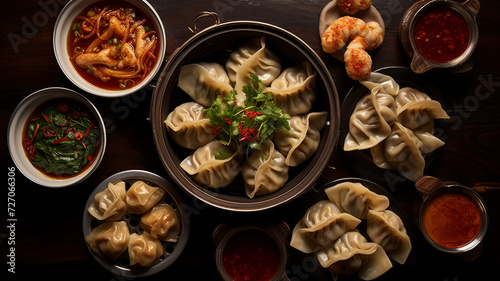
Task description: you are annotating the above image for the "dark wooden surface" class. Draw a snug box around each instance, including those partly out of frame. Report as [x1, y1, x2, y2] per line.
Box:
[1, 0, 499, 280]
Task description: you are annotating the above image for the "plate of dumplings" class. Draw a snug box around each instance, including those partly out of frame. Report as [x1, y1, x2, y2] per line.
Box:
[82, 170, 189, 277]
[340, 66, 450, 185]
[289, 177, 411, 281]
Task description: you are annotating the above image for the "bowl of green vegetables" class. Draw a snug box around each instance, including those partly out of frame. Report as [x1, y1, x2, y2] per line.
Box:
[8, 87, 106, 188]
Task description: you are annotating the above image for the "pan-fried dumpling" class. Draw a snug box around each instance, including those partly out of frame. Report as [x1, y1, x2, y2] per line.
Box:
[396, 100, 450, 130]
[86, 221, 130, 261]
[274, 112, 327, 166]
[88, 181, 127, 221]
[177, 62, 233, 107]
[367, 210, 412, 264]
[164, 102, 216, 149]
[128, 232, 163, 267]
[290, 200, 361, 254]
[370, 122, 425, 182]
[325, 181, 390, 219]
[344, 74, 398, 151]
[263, 62, 317, 115]
[126, 181, 166, 214]
[317, 231, 392, 281]
[141, 203, 180, 242]
[241, 140, 289, 199]
[180, 141, 241, 188]
[225, 37, 281, 104]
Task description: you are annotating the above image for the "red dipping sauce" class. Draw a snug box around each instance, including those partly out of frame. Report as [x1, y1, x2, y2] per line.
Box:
[423, 191, 482, 248]
[413, 8, 470, 63]
[222, 230, 281, 281]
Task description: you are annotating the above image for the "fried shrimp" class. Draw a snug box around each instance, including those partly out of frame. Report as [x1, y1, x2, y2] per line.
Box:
[344, 36, 372, 80]
[338, 0, 372, 15]
[321, 16, 383, 80]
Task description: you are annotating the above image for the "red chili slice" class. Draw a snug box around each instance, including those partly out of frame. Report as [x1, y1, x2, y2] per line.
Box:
[72, 110, 81, 119]
[85, 122, 95, 138]
[32, 123, 40, 140]
[41, 112, 52, 122]
[57, 102, 69, 112]
[29, 117, 41, 123]
[22, 138, 33, 148]
[75, 131, 84, 140]
[28, 145, 36, 159]
[42, 126, 57, 138]
[52, 137, 69, 145]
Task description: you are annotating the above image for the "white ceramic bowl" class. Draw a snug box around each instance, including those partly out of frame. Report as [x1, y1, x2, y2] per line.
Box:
[53, 0, 166, 97]
[7, 87, 107, 188]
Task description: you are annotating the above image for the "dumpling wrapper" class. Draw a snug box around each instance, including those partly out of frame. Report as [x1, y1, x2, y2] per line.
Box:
[141, 203, 180, 242]
[317, 231, 393, 281]
[86, 221, 130, 261]
[367, 209, 412, 264]
[290, 200, 361, 253]
[325, 181, 390, 219]
[128, 232, 163, 268]
[88, 181, 127, 221]
[126, 181, 166, 214]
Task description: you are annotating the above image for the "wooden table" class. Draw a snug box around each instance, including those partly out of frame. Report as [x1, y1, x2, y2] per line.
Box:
[1, 0, 499, 280]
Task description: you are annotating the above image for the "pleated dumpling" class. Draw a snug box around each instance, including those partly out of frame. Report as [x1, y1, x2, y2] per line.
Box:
[225, 37, 281, 104]
[126, 181, 166, 214]
[264, 62, 317, 115]
[395, 87, 431, 110]
[344, 74, 398, 151]
[370, 122, 425, 182]
[274, 112, 327, 166]
[141, 203, 180, 242]
[367, 210, 412, 264]
[396, 99, 450, 130]
[241, 140, 289, 199]
[86, 221, 130, 261]
[290, 200, 361, 254]
[128, 232, 163, 267]
[317, 231, 392, 281]
[88, 181, 127, 221]
[177, 62, 233, 107]
[325, 182, 390, 219]
[164, 102, 215, 149]
[180, 141, 241, 188]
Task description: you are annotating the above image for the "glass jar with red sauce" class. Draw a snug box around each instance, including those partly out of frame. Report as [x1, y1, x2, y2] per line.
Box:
[214, 222, 289, 281]
[416, 176, 488, 260]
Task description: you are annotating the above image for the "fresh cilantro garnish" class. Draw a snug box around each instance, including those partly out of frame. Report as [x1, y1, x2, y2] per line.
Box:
[204, 73, 290, 153]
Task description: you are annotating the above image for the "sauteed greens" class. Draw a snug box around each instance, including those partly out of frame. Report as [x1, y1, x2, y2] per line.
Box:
[23, 100, 100, 177]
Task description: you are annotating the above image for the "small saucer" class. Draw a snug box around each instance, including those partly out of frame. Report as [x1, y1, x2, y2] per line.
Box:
[319, 0, 385, 62]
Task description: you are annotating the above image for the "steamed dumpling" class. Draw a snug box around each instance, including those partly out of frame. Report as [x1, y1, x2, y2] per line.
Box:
[141, 203, 180, 242]
[264, 62, 317, 115]
[290, 200, 361, 254]
[370, 122, 425, 182]
[225, 37, 281, 104]
[164, 102, 216, 149]
[128, 232, 163, 267]
[86, 221, 130, 261]
[395, 87, 431, 110]
[325, 181, 390, 219]
[88, 181, 127, 221]
[317, 231, 392, 280]
[180, 141, 241, 188]
[274, 112, 327, 166]
[396, 99, 450, 130]
[126, 181, 166, 214]
[344, 74, 399, 151]
[241, 140, 289, 199]
[177, 62, 233, 107]
[367, 210, 412, 264]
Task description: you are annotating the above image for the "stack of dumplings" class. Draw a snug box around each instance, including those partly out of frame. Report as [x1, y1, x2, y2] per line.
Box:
[166, 37, 328, 198]
[86, 180, 180, 269]
[344, 73, 449, 181]
[290, 181, 411, 280]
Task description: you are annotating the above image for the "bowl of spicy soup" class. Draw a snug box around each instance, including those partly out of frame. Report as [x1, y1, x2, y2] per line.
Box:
[399, 0, 479, 74]
[8, 87, 106, 188]
[416, 176, 488, 260]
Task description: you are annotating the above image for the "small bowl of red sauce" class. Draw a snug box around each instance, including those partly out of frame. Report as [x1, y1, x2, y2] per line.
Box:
[399, 0, 480, 74]
[213, 222, 289, 281]
[416, 176, 488, 260]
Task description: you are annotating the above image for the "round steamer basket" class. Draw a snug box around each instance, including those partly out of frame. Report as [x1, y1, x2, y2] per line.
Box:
[150, 12, 340, 212]
[82, 170, 190, 277]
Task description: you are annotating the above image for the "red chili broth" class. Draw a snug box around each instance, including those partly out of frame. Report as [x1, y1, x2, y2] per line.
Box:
[22, 99, 101, 180]
[222, 230, 281, 281]
[413, 7, 470, 63]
